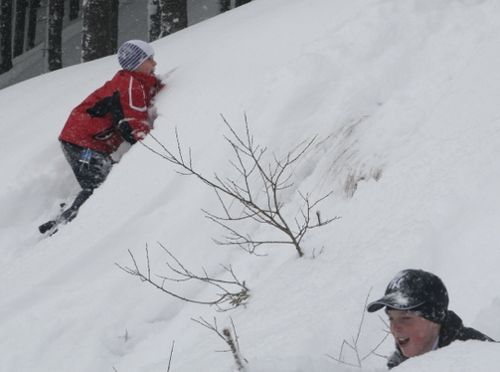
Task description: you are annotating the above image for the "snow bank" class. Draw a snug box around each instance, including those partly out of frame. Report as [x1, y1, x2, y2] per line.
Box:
[0, 0, 499, 371]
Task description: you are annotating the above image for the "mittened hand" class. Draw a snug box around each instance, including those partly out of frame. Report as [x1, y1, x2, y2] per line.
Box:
[155, 76, 166, 92]
[148, 106, 158, 128]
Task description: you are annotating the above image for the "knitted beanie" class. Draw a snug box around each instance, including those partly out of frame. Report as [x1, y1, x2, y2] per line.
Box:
[117, 40, 154, 71]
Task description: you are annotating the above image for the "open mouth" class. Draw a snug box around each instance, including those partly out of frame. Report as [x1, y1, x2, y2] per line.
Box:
[397, 337, 410, 348]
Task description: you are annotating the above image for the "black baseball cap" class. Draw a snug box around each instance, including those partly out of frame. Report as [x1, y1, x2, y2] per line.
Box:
[367, 269, 449, 324]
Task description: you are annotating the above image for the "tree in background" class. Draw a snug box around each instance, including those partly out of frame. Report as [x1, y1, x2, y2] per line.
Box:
[149, 0, 188, 41]
[108, 0, 119, 54]
[0, 0, 14, 73]
[148, 0, 161, 41]
[160, 0, 187, 36]
[219, 0, 231, 13]
[219, 0, 252, 13]
[82, 0, 119, 62]
[14, 0, 28, 57]
[47, 0, 64, 71]
[69, 0, 79, 20]
[27, 0, 41, 50]
[3, 0, 248, 80]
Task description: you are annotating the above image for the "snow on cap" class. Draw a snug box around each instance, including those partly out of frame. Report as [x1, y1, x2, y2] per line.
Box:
[118, 40, 154, 71]
[367, 269, 449, 324]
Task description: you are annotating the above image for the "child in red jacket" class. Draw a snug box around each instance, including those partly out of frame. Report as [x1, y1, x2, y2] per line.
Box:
[39, 40, 164, 234]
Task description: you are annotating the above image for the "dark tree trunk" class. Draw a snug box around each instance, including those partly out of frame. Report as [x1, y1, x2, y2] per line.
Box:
[47, 0, 64, 71]
[27, 0, 40, 50]
[219, 0, 231, 13]
[108, 0, 119, 54]
[14, 0, 28, 57]
[148, 0, 161, 41]
[82, 0, 119, 62]
[159, 0, 187, 37]
[235, 0, 251, 6]
[0, 0, 14, 73]
[69, 0, 79, 20]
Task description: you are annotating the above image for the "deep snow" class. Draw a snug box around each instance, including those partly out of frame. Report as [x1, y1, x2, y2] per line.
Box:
[0, 0, 499, 371]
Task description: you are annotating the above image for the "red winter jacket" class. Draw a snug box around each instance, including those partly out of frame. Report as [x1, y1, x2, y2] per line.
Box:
[59, 70, 162, 154]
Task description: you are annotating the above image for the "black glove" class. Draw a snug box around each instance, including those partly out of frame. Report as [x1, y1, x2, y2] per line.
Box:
[117, 119, 137, 144]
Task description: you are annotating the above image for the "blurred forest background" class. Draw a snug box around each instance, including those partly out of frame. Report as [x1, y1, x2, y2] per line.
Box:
[0, 0, 251, 89]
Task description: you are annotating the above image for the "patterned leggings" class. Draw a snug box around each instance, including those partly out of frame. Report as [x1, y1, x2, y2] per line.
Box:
[59, 141, 114, 220]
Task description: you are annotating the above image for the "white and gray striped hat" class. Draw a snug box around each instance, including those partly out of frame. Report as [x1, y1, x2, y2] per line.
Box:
[117, 40, 154, 71]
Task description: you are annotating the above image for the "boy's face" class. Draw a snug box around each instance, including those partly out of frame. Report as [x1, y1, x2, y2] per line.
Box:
[135, 56, 156, 75]
[387, 309, 441, 358]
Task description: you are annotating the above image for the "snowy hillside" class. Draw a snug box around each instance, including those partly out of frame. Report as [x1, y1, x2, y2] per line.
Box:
[1, 0, 499, 371]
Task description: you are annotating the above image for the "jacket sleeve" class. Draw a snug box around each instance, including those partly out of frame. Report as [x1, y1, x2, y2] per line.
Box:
[119, 76, 152, 142]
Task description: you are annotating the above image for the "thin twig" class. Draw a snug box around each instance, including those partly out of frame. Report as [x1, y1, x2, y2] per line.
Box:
[166, 340, 175, 372]
[192, 317, 248, 371]
[327, 289, 389, 367]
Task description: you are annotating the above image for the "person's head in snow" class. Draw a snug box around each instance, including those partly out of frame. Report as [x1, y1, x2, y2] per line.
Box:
[117, 40, 157, 74]
[38, 40, 164, 235]
[367, 269, 494, 369]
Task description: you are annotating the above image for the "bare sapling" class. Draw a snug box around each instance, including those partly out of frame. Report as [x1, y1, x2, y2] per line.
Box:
[141, 114, 337, 257]
[116, 243, 249, 310]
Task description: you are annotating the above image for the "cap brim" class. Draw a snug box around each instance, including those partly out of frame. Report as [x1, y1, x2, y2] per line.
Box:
[367, 295, 425, 313]
[366, 300, 386, 312]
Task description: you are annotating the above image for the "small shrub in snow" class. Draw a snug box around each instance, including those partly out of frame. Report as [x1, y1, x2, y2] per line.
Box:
[142, 114, 337, 257]
[117, 243, 249, 310]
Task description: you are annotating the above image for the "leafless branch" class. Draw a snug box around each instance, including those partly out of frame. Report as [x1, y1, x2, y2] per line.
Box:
[141, 114, 337, 257]
[191, 316, 228, 346]
[116, 244, 250, 311]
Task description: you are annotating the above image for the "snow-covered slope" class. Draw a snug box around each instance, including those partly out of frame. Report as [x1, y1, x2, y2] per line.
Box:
[0, 0, 499, 371]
